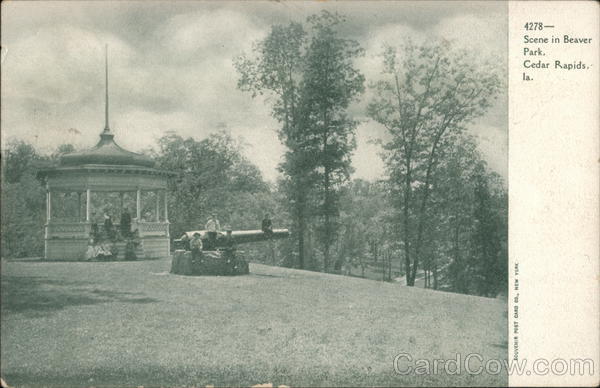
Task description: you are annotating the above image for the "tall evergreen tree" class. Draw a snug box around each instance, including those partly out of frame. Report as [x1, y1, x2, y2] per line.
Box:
[298, 12, 364, 271]
[235, 12, 364, 270]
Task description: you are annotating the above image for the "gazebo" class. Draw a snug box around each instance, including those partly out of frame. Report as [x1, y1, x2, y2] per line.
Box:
[38, 51, 174, 260]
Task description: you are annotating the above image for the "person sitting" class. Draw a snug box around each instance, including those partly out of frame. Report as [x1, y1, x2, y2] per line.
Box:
[85, 234, 99, 260]
[90, 215, 99, 242]
[222, 227, 236, 274]
[261, 213, 273, 238]
[205, 213, 220, 250]
[97, 242, 113, 260]
[190, 232, 203, 261]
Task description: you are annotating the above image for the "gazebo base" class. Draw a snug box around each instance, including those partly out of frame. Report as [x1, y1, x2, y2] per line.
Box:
[45, 236, 170, 261]
[170, 250, 249, 276]
[45, 238, 88, 261]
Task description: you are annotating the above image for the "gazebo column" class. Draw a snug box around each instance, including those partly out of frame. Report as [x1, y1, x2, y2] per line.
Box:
[86, 189, 91, 221]
[164, 190, 169, 222]
[155, 191, 160, 222]
[77, 192, 82, 221]
[46, 190, 52, 222]
[136, 189, 141, 219]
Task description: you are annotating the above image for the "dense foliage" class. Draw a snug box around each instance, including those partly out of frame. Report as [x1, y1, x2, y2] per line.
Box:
[1, 141, 48, 258]
[152, 131, 275, 238]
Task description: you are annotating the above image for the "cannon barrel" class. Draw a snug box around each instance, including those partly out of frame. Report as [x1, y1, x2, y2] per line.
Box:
[176, 228, 289, 251]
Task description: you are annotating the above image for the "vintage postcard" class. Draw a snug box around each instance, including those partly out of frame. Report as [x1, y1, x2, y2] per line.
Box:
[1, 1, 597, 387]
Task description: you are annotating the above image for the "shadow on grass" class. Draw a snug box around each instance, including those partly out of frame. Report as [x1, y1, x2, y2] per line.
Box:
[1, 275, 158, 317]
[251, 273, 287, 279]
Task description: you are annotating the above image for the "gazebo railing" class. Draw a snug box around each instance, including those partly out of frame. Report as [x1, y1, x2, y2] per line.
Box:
[134, 221, 170, 237]
[46, 220, 170, 239]
[46, 221, 91, 238]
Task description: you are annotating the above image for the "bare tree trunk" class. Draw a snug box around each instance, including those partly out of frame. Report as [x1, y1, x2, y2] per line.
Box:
[322, 107, 332, 273]
[389, 252, 393, 281]
[453, 222, 463, 292]
[298, 209, 305, 269]
[403, 184, 413, 285]
[433, 259, 438, 290]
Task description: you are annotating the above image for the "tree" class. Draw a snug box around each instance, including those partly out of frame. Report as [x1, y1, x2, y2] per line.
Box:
[299, 12, 365, 271]
[236, 21, 310, 268]
[235, 11, 364, 271]
[51, 144, 76, 160]
[429, 136, 485, 292]
[470, 164, 507, 297]
[418, 135, 508, 296]
[2, 140, 41, 184]
[367, 40, 502, 286]
[153, 131, 270, 239]
[1, 141, 47, 258]
[337, 179, 393, 279]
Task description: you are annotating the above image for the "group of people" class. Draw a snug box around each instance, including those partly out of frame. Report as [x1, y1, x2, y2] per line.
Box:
[86, 208, 139, 260]
[185, 212, 274, 258]
[188, 213, 234, 259]
[89, 208, 133, 243]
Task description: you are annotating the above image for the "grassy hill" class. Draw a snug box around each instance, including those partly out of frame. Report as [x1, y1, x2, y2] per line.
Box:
[1, 258, 507, 387]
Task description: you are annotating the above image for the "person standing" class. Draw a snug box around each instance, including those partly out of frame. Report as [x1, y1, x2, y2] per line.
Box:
[103, 210, 114, 241]
[261, 213, 273, 238]
[223, 228, 235, 250]
[90, 212, 99, 242]
[120, 208, 131, 238]
[205, 213, 220, 250]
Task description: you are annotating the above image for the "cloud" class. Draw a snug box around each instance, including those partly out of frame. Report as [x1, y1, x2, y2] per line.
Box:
[156, 9, 267, 62]
[353, 121, 387, 181]
[434, 13, 507, 57]
[2, 24, 134, 104]
[1, 1, 507, 182]
[470, 124, 508, 180]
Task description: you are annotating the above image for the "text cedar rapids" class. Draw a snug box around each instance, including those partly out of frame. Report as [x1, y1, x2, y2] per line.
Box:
[524, 60, 588, 70]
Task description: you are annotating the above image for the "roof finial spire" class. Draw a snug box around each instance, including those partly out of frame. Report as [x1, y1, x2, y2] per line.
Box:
[104, 44, 110, 133]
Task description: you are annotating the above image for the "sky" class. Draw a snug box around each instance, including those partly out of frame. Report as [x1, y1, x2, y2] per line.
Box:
[1, 1, 507, 182]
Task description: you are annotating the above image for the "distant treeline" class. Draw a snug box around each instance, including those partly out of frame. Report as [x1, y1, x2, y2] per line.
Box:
[2, 126, 506, 297]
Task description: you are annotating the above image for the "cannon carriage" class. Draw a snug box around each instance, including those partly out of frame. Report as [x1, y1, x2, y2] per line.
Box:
[170, 228, 289, 276]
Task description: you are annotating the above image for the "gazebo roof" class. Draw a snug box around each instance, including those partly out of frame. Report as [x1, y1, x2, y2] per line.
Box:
[38, 48, 173, 180]
[60, 131, 155, 168]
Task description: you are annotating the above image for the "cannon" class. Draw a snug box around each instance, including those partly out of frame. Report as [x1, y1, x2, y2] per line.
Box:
[174, 228, 289, 250]
[170, 228, 289, 276]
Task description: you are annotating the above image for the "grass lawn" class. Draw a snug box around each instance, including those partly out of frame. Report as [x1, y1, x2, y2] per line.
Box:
[1, 257, 507, 387]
